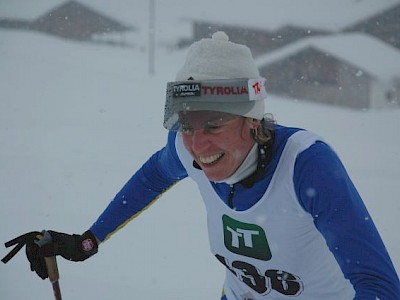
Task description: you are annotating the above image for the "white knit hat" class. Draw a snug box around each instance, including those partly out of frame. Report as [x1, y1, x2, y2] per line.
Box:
[176, 31, 261, 81]
[164, 32, 266, 130]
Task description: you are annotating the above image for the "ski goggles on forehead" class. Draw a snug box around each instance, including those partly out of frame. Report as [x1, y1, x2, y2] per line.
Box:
[163, 78, 267, 131]
[178, 110, 240, 133]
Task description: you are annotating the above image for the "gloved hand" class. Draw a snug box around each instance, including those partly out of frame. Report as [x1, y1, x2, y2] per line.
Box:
[2, 230, 98, 279]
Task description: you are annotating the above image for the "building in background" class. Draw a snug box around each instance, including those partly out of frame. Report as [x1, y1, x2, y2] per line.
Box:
[0, 0, 134, 46]
[257, 33, 400, 109]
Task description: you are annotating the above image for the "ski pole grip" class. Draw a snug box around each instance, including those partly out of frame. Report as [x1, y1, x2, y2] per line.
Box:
[45, 256, 60, 283]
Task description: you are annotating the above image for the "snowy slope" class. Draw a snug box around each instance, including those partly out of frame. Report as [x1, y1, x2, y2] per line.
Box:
[0, 22, 399, 300]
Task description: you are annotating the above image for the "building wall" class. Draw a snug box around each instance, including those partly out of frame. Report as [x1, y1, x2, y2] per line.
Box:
[260, 48, 371, 109]
[335, 62, 370, 109]
[392, 80, 400, 107]
[261, 48, 341, 105]
[369, 79, 400, 109]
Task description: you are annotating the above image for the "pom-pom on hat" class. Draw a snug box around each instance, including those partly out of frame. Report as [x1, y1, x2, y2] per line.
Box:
[163, 32, 266, 130]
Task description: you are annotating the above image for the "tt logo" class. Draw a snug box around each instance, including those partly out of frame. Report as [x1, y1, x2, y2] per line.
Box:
[226, 227, 260, 248]
[223, 215, 272, 261]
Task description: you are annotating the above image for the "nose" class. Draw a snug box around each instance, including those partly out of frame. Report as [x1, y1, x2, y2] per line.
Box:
[190, 129, 210, 152]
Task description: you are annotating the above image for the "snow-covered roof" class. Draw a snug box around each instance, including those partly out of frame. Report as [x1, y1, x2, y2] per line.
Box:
[256, 33, 400, 81]
[0, 0, 139, 25]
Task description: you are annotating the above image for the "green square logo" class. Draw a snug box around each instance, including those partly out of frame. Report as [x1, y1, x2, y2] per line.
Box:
[223, 215, 272, 261]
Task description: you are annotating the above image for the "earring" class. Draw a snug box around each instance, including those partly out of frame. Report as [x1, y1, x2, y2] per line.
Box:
[252, 126, 258, 139]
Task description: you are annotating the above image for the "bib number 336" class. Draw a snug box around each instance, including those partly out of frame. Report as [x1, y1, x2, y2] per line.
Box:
[216, 254, 304, 296]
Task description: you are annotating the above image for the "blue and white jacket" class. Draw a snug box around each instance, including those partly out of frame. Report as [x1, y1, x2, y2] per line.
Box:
[90, 125, 400, 299]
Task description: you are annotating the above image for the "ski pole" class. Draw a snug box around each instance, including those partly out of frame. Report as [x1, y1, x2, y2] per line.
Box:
[44, 256, 62, 300]
[37, 232, 63, 300]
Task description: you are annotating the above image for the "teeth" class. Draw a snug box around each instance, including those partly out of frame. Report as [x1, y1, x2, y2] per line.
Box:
[199, 153, 223, 164]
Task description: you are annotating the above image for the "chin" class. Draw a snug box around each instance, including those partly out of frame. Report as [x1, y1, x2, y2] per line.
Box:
[204, 170, 230, 182]
[201, 159, 236, 181]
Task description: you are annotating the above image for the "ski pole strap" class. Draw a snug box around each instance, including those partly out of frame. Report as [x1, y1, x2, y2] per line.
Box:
[1, 231, 42, 264]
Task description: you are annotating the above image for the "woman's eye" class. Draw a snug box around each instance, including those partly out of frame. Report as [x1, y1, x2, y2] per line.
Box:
[208, 124, 221, 129]
[205, 124, 223, 132]
[181, 127, 194, 135]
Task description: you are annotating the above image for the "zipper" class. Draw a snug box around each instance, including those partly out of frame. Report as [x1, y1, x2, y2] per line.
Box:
[227, 184, 235, 209]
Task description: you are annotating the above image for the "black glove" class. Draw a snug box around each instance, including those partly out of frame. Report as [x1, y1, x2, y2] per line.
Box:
[2, 230, 98, 279]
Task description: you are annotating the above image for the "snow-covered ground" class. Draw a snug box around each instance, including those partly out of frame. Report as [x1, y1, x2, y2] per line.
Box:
[0, 12, 399, 300]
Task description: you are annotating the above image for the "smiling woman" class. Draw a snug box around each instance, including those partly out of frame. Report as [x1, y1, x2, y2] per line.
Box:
[4, 30, 399, 300]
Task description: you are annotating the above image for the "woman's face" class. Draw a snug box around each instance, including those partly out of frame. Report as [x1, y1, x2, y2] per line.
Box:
[181, 111, 257, 181]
